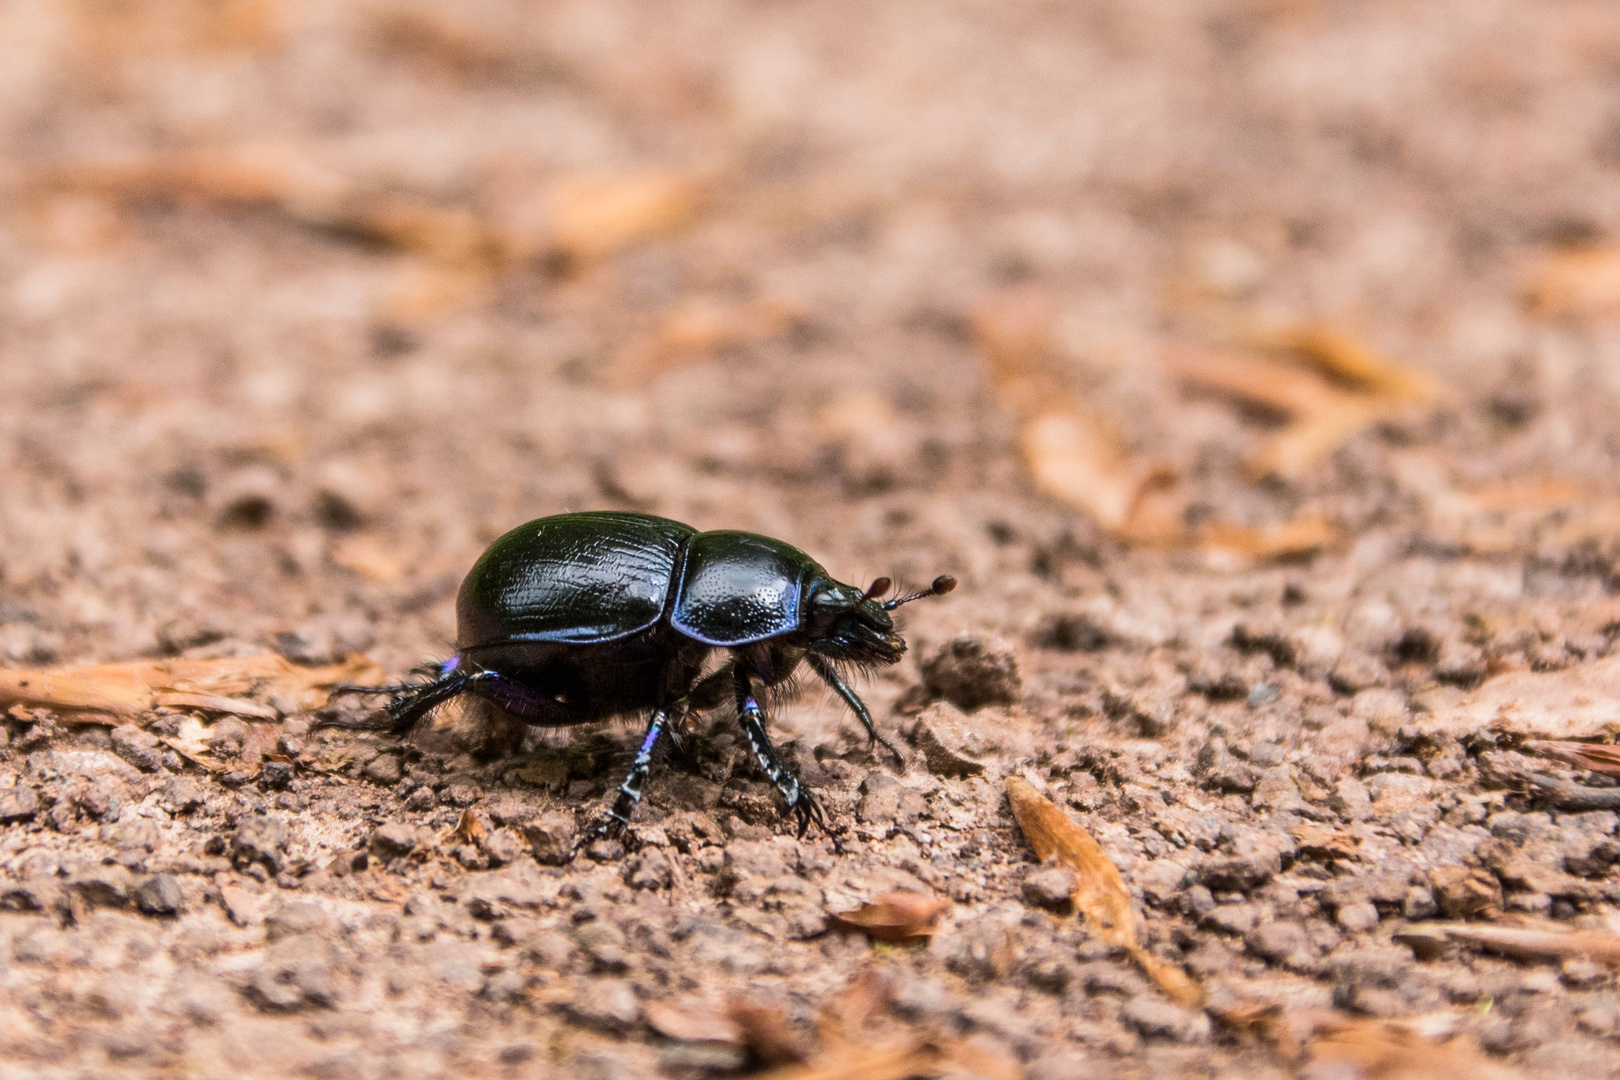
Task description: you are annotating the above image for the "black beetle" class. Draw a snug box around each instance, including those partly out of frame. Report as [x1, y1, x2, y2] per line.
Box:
[338, 511, 954, 837]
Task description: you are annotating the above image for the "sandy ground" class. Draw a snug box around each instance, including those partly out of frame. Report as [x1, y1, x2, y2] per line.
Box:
[4, 1, 1620, 1077]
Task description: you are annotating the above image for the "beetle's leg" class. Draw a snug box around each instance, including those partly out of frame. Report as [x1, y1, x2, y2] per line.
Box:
[663, 700, 695, 762]
[580, 709, 671, 846]
[688, 662, 734, 711]
[324, 667, 481, 735]
[805, 653, 906, 768]
[734, 669, 827, 838]
[467, 670, 588, 726]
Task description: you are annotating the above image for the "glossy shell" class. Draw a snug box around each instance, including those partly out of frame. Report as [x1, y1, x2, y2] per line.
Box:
[457, 512, 695, 647]
[670, 531, 825, 646]
[455, 512, 831, 651]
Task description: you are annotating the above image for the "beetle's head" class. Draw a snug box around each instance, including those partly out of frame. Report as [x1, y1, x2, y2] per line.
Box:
[805, 574, 957, 665]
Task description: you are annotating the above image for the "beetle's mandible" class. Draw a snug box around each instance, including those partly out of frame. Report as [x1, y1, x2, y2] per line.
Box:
[335, 511, 955, 839]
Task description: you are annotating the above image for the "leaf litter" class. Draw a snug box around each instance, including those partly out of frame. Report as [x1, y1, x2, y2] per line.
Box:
[0, 653, 383, 718]
[750, 970, 1020, 1080]
[18, 147, 705, 320]
[829, 892, 950, 944]
[972, 292, 1439, 558]
[1004, 776, 1201, 1008]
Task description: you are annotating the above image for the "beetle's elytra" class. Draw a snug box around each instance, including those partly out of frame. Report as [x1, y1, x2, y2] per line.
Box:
[339, 511, 955, 838]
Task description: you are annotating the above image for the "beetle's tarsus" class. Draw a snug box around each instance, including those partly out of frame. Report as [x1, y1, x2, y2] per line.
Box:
[788, 787, 828, 839]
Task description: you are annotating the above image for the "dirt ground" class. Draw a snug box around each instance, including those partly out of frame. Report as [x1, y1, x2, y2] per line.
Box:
[5, 1, 1620, 1077]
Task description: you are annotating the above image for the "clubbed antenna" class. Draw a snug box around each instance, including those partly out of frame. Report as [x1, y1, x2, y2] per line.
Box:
[882, 575, 957, 610]
[860, 576, 892, 603]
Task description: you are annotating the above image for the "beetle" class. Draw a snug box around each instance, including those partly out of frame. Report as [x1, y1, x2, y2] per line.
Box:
[337, 511, 954, 837]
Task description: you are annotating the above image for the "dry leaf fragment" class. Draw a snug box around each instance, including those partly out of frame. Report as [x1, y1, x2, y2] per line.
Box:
[1289, 823, 1362, 862]
[1419, 921, 1620, 967]
[1170, 330, 1436, 480]
[1018, 410, 1182, 541]
[829, 892, 949, 943]
[645, 1000, 745, 1046]
[613, 297, 799, 383]
[1525, 740, 1620, 779]
[546, 172, 701, 263]
[1291, 1011, 1523, 1080]
[331, 534, 411, 583]
[1168, 344, 1349, 417]
[152, 691, 279, 720]
[1005, 777, 1201, 1007]
[0, 654, 383, 719]
[727, 1001, 809, 1066]
[1278, 326, 1438, 403]
[1524, 246, 1620, 318]
[449, 809, 487, 847]
[1198, 514, 1338, 559]
[0, 665, 153, 716]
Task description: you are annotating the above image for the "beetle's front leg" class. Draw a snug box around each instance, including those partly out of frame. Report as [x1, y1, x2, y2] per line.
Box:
[805, 653, 905, 768]
[734, 669, 826, 838]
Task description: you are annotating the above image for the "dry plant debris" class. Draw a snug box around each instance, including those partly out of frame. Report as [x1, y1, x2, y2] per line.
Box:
[1402, 920, 1620, 968]
[1169, 327, 1437, 480]
[1005, 776, 1201, 1007]
[19, 148, 704, 319]
[972, 293, 1436, 558]
[828, 892, 950, 944]
[0, 654, 382, 718]
[1283, 1011, 1524, 1080]
[1525, 740, 1620, 779]
[752, 972, 1020, 1080]
[1523, 245, 1620, 318]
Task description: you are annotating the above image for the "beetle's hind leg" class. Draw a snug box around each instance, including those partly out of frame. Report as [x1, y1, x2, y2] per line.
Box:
[735, 669, 827, 838]
[326, 667, 483, 735]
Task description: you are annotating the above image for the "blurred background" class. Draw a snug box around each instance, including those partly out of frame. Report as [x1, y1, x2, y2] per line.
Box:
[1, 0, 1619, 677]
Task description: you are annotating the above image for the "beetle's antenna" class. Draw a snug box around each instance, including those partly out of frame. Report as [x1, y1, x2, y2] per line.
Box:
[859, 576, 892, 603]
[882, 575, 957, 610]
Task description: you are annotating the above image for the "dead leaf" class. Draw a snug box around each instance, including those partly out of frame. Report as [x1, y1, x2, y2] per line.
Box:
[449, 809, 487, 847]
[614, 297, 798, 383]
[0, 665, 153, 716]
[1426, 656, 1620, 741]
[331, 534, 411, 583]
[1169, 331, 1435, 480]
[1290, 1011, 1523, 1080]
[1248, 397, 1390, 480]
[152, 691, 279, 720]
[1018, 409, 1183, 541]
[545, 172, 701, 264]
[829, 892, 949, 944]
[644, 1001, 745, 1046]
[1006, 776, 1201, 1007]
[1277, 326, 1438, 402]
[1168, 344, 1349, 418]
[1420, 921, 1620, 967]
[754, 1038, 936, 1080]
[1524, 246, 1620, 318]
[727, 1001, 809, 1066]
[1289, 823, 1362, 861]
[0, 654, 384, 719]
[1198, 514, 1338, 560]
[1525, 740, 1620, 779]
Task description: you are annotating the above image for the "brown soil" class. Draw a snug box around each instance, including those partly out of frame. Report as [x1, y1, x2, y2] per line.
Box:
[3, 2, 1620, 1077]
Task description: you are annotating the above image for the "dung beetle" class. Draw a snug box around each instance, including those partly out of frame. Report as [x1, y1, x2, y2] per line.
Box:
[338, 511, 954, 837]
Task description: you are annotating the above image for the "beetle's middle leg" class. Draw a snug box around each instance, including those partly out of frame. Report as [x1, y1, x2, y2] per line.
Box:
[582, 708, 672, 845]
[734, 669, 827, 838]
